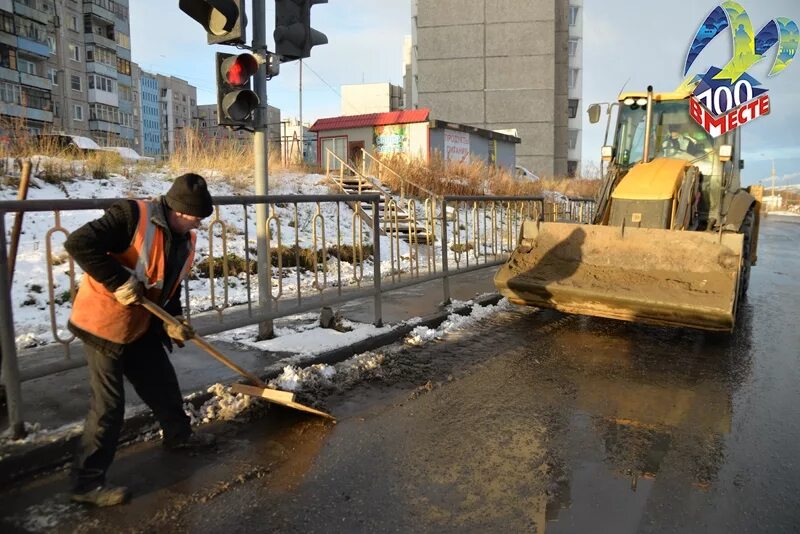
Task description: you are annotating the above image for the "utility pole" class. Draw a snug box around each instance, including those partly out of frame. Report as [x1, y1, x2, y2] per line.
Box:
[299, 59, 303, 164]
[253, 0, 273, 339]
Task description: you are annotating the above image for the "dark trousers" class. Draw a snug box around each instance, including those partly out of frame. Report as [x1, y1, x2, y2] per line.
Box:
[72, 331, 190, 491]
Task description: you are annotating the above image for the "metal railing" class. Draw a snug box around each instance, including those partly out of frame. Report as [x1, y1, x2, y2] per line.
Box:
[360, 148, 439, 202]
[0, 191, 593, 437]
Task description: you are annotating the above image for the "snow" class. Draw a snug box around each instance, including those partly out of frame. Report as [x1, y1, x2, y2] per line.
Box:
[214, 316, 394, 356]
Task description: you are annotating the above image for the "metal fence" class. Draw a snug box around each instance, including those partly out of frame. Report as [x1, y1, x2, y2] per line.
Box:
[0, 192, 594, 436]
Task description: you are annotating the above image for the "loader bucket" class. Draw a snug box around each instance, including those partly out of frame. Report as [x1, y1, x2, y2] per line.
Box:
[494, 221, 744, 331]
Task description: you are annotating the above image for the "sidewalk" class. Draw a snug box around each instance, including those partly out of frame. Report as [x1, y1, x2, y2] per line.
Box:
[0, 268, 499, 484]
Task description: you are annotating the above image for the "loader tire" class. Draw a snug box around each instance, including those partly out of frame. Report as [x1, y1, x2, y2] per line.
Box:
[739, 208, 754, 298]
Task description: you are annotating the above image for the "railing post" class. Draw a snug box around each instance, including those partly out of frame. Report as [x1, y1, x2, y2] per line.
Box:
[371, 197, 383, 327]
[0, 213, 25, 438]
[440, 197, 451, 306]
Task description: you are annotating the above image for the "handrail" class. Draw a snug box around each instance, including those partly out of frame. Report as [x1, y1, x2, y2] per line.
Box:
[324, 148, 396, 206]
[360, 148, 439, 200]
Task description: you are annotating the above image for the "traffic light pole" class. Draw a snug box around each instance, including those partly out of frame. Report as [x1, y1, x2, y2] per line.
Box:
[253, 0, 273, 339]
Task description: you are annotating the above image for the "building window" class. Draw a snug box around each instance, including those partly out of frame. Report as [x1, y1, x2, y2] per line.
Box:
[89, 73, 115, 93]
[14, 15, 47, 43]
[89, 103, 120, 123]
[568, 129, 579, 150]
[46, 35, 56, 54]
[114, 31, 130, 49]
[68, 43, 80, 62]
[54, 101, 60, 118]
[68, 15, 78, 31]
[568, 68, 580, 89]
[1, 12, 15, 34]
[116, 57, 131, 76]
[0, 44, 17, 70]
[568, 38, 579, 57]
[17, 58, 36, 75]
[568, 98, 579, 119]
[48, 67, 58, 85]
[87, 46, 116, 66]
[569, 5, 580, 27]
[0, 81, 21, 105]
[70, 74, 81, 91]
[21, 86, 51, 111]
[567, 160, 578, 178]
[74, 104, 84, 121]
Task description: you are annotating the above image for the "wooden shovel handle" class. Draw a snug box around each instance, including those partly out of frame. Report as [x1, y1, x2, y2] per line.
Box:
[140, 297, 267, 388]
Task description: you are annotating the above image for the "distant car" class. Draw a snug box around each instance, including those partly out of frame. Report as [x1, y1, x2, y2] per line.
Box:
[514, 165, 540, 181]
[99, 146, 155, 162]
[35, 134, 103, 155]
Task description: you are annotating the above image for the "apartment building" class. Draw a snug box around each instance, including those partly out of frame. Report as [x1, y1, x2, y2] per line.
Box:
[410, 0, 573, 178]
[1, 0, 55, 134]
[196, 102, 282, 148]
[156, 74, 196, 155]
[567, 0, 582, 177]
[0, 0, 134, 148]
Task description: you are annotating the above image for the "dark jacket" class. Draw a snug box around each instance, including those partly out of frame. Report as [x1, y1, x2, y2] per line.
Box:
[65, 197, 190, 354]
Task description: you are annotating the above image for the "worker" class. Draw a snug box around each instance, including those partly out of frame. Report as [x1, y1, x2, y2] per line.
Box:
[65, 173, 215, 507]
[664, 124, 700, 155]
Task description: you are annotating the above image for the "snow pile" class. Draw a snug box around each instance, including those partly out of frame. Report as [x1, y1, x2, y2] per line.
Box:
[216, 317, 394, 356]
[272, 363, 337, 392]
[185, 383, 254, 425]
[0, 421, 83, 447]
[270, 352, 386, 393]
[405, 298, 512, 347]
[8, 500, 86, 533]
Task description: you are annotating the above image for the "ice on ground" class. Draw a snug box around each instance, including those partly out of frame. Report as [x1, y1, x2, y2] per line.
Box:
[184, 383, 254, 425]
[7, 500, 87, 533]
[404, 298, 512, 347]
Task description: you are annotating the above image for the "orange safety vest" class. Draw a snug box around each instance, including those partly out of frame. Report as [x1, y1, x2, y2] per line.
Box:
[70, 199, 196, 344]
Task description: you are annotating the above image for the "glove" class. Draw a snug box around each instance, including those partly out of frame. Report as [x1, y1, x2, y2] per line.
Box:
[113, 275, 143, 306]
[164, 316, 195, 348]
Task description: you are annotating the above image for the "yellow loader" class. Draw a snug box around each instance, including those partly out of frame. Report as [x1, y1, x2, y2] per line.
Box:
[495, 86, 761, 332]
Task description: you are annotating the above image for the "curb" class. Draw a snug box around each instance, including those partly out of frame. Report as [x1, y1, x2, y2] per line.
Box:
[0, 293, 502, 486]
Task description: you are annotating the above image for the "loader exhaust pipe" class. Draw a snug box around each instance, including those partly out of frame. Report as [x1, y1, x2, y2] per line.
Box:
[642, 85, 654, 163]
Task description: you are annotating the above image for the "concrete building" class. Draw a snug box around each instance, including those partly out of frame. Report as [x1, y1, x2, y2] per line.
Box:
[156, 74, 196, 155]
[341, 82, 403, 116]
[196, 103, 281, 146]
[1, 0, 56, 136]
[410, 0, 571, 178]
[567, 0, 583, 176]
[136, 65, 161, 157]
[1, 0, 134, 148]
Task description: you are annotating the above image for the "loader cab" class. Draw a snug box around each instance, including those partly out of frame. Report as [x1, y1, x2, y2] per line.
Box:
[607, 94, 742, 229]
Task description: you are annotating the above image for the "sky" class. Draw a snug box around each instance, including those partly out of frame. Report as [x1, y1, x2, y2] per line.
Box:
[130, 1, 800, 186]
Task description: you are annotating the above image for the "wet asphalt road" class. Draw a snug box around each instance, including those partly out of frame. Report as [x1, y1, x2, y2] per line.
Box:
[1, 215, 799, 533]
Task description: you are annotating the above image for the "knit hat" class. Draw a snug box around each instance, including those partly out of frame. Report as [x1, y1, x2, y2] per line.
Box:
[165, 173, 213, 218]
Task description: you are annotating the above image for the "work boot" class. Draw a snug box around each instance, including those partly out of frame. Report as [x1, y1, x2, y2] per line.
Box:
[163, 431, 216, 452]
[71, 484, 131, 507]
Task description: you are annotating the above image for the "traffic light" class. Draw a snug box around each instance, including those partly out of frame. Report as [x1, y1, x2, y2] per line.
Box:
[274, 0, 328, 62]
[216, 52, 260, 126]
[179, 0, 247, 45]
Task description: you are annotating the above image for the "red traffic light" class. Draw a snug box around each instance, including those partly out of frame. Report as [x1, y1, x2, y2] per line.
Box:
[223, 54, 259, 86]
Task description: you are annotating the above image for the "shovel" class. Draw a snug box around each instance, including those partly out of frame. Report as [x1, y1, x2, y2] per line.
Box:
[140, 297, 334, 420]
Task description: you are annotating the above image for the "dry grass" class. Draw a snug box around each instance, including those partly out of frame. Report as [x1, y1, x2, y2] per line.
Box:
[369, 153, 600, 200]
[168, 129, 312, 189]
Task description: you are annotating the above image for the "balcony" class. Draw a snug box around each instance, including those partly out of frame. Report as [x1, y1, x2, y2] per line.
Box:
[20, 71, 51, 90]
[86, 60, 118, 79]
[0, 32, 16, 48]
[84, 32, 117, 51]
[1, 102, 53, 123]
[16, 37, 50, 58]
[83, 1, 115, 25]
[0, 66, 20, 83]
[14, 2, 50, 25]
[88, 88, 118, 107]
[89, 119, 121, 134]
